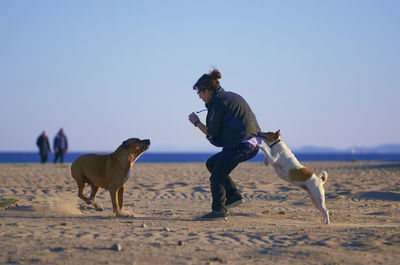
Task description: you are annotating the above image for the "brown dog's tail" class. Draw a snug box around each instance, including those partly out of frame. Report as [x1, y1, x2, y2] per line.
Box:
[319, 171, 328, 184]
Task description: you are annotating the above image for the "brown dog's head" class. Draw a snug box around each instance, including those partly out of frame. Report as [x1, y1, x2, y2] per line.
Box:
[121, 138, 151, 156]
[259, 130, 280, 144]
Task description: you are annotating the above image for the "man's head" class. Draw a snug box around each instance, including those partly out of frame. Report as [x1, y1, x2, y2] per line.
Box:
[193, 69, 221, 104]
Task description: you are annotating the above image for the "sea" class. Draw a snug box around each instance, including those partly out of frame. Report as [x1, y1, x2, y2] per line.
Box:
[1, 152, 400, 164]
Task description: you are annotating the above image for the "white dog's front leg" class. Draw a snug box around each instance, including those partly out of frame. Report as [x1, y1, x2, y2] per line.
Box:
[264, 156, 270, 166]
[258, 145, 275, 166]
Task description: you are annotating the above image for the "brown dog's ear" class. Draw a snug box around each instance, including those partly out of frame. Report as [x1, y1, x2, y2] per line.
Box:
[121, 140, 129, 148]
[275, 130, 281, 137]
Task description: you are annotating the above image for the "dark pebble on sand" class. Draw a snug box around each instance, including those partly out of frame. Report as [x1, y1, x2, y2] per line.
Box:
[111, 244, 122, 251]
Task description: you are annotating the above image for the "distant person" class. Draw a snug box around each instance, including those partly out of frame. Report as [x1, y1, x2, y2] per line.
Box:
[188, 69, 261, 220]
[36, 131, 51, 163]
[53, 128, 68, 163]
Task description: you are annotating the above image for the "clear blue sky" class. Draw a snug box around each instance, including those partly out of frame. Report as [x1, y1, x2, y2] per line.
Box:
[1, 0, 399, 152]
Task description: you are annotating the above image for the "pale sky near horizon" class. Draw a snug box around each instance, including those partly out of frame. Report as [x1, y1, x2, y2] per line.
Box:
[1, 0, 399, 152]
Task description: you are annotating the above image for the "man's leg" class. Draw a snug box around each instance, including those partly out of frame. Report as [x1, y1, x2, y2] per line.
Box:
[42, 153, 48, 164]
[53, 151, 59, 163]
[209, 148, 240, 214]
[225, 143, 259, 207]
[60, 151, 64, 164]
[205, 152, 220, 172]
[206, 152, 240, 201]
[234, 143, 259, 164]
[206, 144, 259, 214]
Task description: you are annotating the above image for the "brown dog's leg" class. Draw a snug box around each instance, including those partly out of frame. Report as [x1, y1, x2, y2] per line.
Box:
[77, 180, 91, 204]
[117, 184, 125, 212]
[109, 185, 132, 217]
[89, 185, 103, 211]
[109, 188, 119, 215]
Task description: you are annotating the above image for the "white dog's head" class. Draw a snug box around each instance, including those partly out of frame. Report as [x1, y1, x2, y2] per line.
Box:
[259, 130, 280, 145]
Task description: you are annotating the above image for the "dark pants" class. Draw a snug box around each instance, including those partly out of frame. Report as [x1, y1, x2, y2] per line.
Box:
[206, 142, 259, 213]
[54, 150, 65, 164]
[39, 152, 48, 164]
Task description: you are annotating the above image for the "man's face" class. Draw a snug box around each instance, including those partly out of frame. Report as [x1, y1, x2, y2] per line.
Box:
[197, 89, 212, 104]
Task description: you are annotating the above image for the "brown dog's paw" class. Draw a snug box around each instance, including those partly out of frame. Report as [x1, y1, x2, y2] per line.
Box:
[93, 203, 104, 211]
[116, 211, 135, 218]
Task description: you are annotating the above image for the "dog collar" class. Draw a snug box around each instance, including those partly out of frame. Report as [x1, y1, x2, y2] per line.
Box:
[269, 140, 281, 149]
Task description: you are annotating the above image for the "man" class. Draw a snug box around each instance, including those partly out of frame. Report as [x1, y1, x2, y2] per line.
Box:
[188, 69, 261, 220]
[36, 131, 51, 163]
[53, 128, 68, 163]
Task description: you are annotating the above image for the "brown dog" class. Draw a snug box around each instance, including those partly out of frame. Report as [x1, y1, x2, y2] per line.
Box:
[71, 138, 150, 217]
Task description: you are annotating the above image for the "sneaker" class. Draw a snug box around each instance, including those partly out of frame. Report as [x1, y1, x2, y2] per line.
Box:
[199, 210, 228, 221]
[225, 196, 244, 209]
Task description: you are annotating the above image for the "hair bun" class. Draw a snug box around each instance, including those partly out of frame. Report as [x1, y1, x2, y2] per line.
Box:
[209, 69, 221, 80]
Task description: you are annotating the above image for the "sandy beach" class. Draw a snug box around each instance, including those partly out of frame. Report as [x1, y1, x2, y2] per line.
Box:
[1, 161, 399, 264]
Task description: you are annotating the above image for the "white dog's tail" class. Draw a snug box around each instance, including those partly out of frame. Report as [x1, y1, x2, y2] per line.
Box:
[318, 171, 328, 183]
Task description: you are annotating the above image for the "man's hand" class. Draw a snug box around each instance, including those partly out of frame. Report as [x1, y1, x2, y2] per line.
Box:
[188, 112, 200, 126]
[188, 112, 208, 135]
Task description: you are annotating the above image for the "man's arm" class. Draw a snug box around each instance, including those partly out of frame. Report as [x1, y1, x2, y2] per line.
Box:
[195, 121, 208, 135]
[188, 112, 208, 135]
[205, 98, 224, 141]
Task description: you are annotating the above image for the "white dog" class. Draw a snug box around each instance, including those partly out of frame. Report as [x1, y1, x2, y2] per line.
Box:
[258, 130, 330, 224]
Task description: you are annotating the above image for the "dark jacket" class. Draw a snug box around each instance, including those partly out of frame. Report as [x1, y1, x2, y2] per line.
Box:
[53, 134, 68, 152]
[205, 87, 260, 148]
[36, 135, 51, 154]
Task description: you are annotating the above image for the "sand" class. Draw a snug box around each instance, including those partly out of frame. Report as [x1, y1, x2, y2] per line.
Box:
[0, 161, 399, 264]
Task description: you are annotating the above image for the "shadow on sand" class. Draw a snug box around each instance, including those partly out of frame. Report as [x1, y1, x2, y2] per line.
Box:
[356, 191, 400, 202]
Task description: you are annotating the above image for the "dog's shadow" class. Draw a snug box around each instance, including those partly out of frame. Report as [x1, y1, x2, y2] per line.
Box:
[355, 191, 400, 202]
